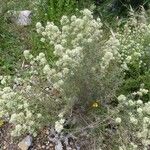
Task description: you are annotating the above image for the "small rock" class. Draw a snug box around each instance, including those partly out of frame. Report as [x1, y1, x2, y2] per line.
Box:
[37, 144, 41, 148]
[49, 143, 54, 147]
[66, 147, 72, 150]
[55, 140, 63, 150]
[18, 135, 32, 150]
[16, 10, 32, 26]
[42, 145, 45, 149]
[46, 130, 49, 135]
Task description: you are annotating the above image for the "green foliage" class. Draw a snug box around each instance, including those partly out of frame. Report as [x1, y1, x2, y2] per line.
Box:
[34, 0, 93, 24]
[0, 0, 36, 74]
[111, 0, 149, 15]
[119, 11, 150, 100]
[94, 0, 150, 27]
[0, 0, 94, 74]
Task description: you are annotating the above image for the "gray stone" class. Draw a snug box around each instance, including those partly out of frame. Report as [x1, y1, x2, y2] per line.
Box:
[55, 140, 63, 150]
[18, 135, 32, 150]
[16, 10, 32, 26]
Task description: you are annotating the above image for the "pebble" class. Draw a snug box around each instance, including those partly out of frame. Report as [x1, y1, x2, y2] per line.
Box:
[46, 130, 49, 135]
[50, 143, 54, 147]
[42, 145, 45, 149]
[16, 10, 32, 26]
[18, 135, 32, 150]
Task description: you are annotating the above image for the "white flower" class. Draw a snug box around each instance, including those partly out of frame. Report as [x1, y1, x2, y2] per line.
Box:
[130, 116, 138, 125]
[10, 114, 17, 123]
[126, 56, 132, 63]
[58, 113, 64, 118]
[37, 113, 42, 118]
[57, 80, 64, 87]
[62, 68, 69, 75]
[43, 65, 50, 74]
[42, 32, 46, 36]
[128, 100, 135, 106]
[137, 99, 143, 105]
[137, 91, 143, 97]
[121, 63, 129, 70]
[130, 142, 138, 149]
[55, 121, 64, 133]
[137, 108, 143, 114]
[26, 111, 32, 118]
[115, 117, 122, 124]
[24, 102, 29, 108]
[60, 16, 69, 25]
[134, 52, 141, 57]
[40, 58, 47, 65]
[49, 69, 56, 75]
[55, 44, 64, 51]
[59, 118, 65, 124]
[26, 85, 31, 92]
[39, 52, 45, 58]
[143, 117, 149, 123]
[1, 78, 6, 85]
[23, 50, 33, 59]
[23, 50, 30, 59]
[36, 22, 42, 28]
[117, 95, 126, 101]
[87, 38, 92, 43]
[140, 88, 149, 94]
[103, 52, 114, 60]
[82, 9, 92, 18]
[71, 15, 76, 22]
[3, 87, 12, 93]
[40, 37, 45, 43]
[54, 44, 64, 56]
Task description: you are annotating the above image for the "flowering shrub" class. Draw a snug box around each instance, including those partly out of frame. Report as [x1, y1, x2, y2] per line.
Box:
[0, 8, 150, 150]
[36, 9, 123, 110]
[114, 87, 150, 150]
[0, 52, 63, 136]
[0, 9, 123, 137]
[77, 86, 149, 150]
[116, 10, 150, 98]
[34, 0, 92, 24]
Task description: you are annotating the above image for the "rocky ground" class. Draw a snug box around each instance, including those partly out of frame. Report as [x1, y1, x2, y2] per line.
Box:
[0, 122, 81, 150]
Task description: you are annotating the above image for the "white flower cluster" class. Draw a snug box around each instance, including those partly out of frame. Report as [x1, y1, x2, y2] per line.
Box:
[0, 75, 11, 85]
[116, 15, 150, 71]
[23, 50, 33, 60]
[117, 94, 126, 102]
[0, 85, 43, 136]
[0, 50, 63, 136]
[101, 36, 120, 70]
[36, 9, 122, 101]
[132, 88, 149, 97]
[116, 87, 150, 149]
[55, 115, 65, 133]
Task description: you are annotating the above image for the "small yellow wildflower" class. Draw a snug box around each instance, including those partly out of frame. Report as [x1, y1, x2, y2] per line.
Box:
[0, 119, 4, 127]
[92, 100, 100, 108]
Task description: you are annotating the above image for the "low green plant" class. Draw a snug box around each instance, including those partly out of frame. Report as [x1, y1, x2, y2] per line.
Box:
[34, 0, 93, 24]
[0, 0, 37, 74]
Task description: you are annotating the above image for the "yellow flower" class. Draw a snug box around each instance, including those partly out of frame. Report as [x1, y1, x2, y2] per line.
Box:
[92, 100, 100, 108]
[0, 119, 4, 127]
